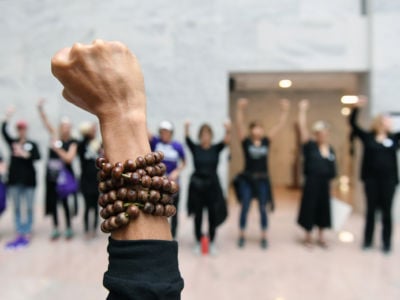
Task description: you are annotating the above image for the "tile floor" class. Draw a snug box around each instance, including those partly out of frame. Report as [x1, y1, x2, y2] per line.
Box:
[0, 188, 399, 300]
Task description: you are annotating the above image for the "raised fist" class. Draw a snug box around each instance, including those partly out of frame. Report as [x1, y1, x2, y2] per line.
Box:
[298, 99, 310, 111]
[237, 98, 249, 110]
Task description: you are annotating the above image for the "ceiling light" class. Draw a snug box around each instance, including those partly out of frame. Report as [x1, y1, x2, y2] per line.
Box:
[341, 95, 359, 104]
[279, 79, 292, 88]
[341, 107, 351, 116]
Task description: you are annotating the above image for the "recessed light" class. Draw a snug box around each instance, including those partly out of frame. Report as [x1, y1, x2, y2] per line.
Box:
[341, 95, 359, 104]
[279, 79, 292, 88]
[341, 107, 351, 116]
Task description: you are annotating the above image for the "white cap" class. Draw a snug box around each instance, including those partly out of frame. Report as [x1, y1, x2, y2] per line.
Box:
[159, 120, 174, 131]
[312, 120, 330, 132]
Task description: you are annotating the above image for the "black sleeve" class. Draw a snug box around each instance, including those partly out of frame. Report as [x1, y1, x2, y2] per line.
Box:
[31, 142, 41, 161]
[185, 136, 195, 153]
[104, 239, 184, 300]
[349, 108, 368, 141]
[215, 141, 226, 153]
[1, 121, 14, 147]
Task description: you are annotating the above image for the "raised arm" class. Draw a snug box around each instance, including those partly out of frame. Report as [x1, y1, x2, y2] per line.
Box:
[223, 120, 232, 145]
[2, 106, 15, 145]
[349, 97, 368, 139]
[235, 98, 248, 142]
[184, 120, 195, 152]
[37, 99, 57, 137]
[298, 99, 310, 144]
[267, 99, 291, 140]
[51, 141, 77, 164]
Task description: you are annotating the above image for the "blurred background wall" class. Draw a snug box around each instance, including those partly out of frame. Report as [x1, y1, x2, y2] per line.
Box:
[1, 0, 400, 217]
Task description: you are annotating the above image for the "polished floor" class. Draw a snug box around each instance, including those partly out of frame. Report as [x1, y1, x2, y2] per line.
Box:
[0, 189, 399, 300]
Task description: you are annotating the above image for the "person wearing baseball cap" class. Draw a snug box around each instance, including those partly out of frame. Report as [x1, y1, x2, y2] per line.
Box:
[2, 107, 41, 249]
[149, 120, 186, 239]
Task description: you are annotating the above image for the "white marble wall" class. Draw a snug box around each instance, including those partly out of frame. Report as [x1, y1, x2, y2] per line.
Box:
[0, 0, 386, 208]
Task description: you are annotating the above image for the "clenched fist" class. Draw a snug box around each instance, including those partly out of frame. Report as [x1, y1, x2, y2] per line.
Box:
[51, 40, 146, 123]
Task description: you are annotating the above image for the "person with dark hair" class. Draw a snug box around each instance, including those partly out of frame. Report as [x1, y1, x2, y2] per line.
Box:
[234, 97, 290, 249]
[349, 97, 400, 253]
[38, 99, 78, 240]
[149, 121, 186, 239]
[78, 121, 102, 239]
[185, 120, 231, 255]
[51, 39, 183, 299]
[297, 100, 336, 248]
[2, 107, 41, 249]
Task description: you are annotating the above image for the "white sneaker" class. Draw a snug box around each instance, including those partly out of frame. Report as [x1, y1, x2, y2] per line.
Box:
[193, 242, 201, 256]
[209, 242, 218, 256]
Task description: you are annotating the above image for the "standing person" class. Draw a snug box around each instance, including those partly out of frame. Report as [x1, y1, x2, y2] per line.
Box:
[185, 120, 231, 255]
[78, 121, 102, 239]
[149, 121, 186, 238]
[349, 97, 400, 253]
[2, 107, 41, 248]
[297, 100, 336, 248]
[235, 98, 290, 249]
[38, 99, 78, 240]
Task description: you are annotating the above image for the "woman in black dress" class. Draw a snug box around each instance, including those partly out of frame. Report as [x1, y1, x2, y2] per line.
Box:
[349, 98, 399, 253]
[235, 98, 290, 249]
[185, 121, 231, 255]
[297, 99, 336, 248]
[78, 122, 102, 239]
[38, 99, 78, 240]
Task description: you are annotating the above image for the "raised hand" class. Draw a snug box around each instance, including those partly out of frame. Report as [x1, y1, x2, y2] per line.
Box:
[280, 98, 291, 112]
[5, 106, 15, 121]
[224, 120, 232, 131]
[298, 99, 310, 111]
[237, 98, 249, 110]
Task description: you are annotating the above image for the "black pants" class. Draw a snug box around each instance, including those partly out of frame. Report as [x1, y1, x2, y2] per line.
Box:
[363, 178, 397, 248]
[194, 195, 217, 242]
[46, 180, 72, 229]
[171, 192, 180, 238]
[83, 192, 99, 232]
[53, 197, 71, 229]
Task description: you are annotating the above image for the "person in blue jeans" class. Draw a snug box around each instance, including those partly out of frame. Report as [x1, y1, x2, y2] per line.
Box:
[2, 107, 41, 249]
[235, 98, 290, 249]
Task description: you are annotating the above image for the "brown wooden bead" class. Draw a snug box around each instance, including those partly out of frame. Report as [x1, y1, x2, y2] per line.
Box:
[138, 190, 149, 202]
[149, 190, 161, 203]
[114, 162, 123, 168]
[113, 177, 125, 188]
[105, 204, 114, 215]
[124, 159, 137, 172]
[130, 172, 141, 185]
[113, 200, 124, 214]
[98, 181, 107, 193]
[116, 212, 130, 226]
[156, 151, 164, 161]
[127, 189, 138, 201]
[145, 166, 156, 176]
[98, 194, 105, 207]
[103, 193, 110, 204]
[112, 166, 123, 180]
[143, 202, 155, 214]
[100, 207, 110, 219]
[102, 162, 113, 175]
[101, 221, 111, 233]
[145, 153, 156, 165]
[141, 175, 152, 188]
[155, 163, 167, 175]
[108, 190, 117, 202]
[164, 204, 176, 217]
[153, 151, 162, 163]
[162, 178, 171, 192]
[137, 169, 146, 177]
[151, 176, 163, 189]
[97, 170, 108, 181]
[117, 187, 128, 200]
[126, 205, 140, 219]
[96, 157, 108, 169]
[135, 156, 146, 168]
[160, 194, 172, 205]
[169, 181, 179, 194]
[105, 179, 114, 190]
[108, 216, 119, 229]
[154, 204, 165, 216]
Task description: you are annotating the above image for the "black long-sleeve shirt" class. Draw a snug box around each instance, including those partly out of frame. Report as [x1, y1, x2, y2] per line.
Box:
[349, 108, 400, 183]
[104, 239, 184, 300]
[1, 122, 40, 186]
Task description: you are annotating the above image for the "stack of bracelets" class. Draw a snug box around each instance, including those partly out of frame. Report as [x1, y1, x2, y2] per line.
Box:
[95, 151, 179, 233]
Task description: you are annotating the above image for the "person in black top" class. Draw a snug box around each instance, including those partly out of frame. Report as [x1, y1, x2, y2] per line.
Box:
[235, 97, 290, 249]
[1, 107, 41, 248]
[78, 121, 102, 238]
[52, 40, 183, 299]
[38, 99, 78, 240]
[349, 97, 400, 253]
[297, 100, 336, 248]
[185, 121, 231, 255]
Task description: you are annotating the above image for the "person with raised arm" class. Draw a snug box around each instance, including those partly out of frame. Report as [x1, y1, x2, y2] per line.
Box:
[234, 98, 290, 249]
[185, 120, 231, 255]
[37, 99, 78, 240]
[2, 107, 40, 249]
[51, 40, 184, 299]
[349, 97, 400, 253]
[297, 99, 336, 248]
